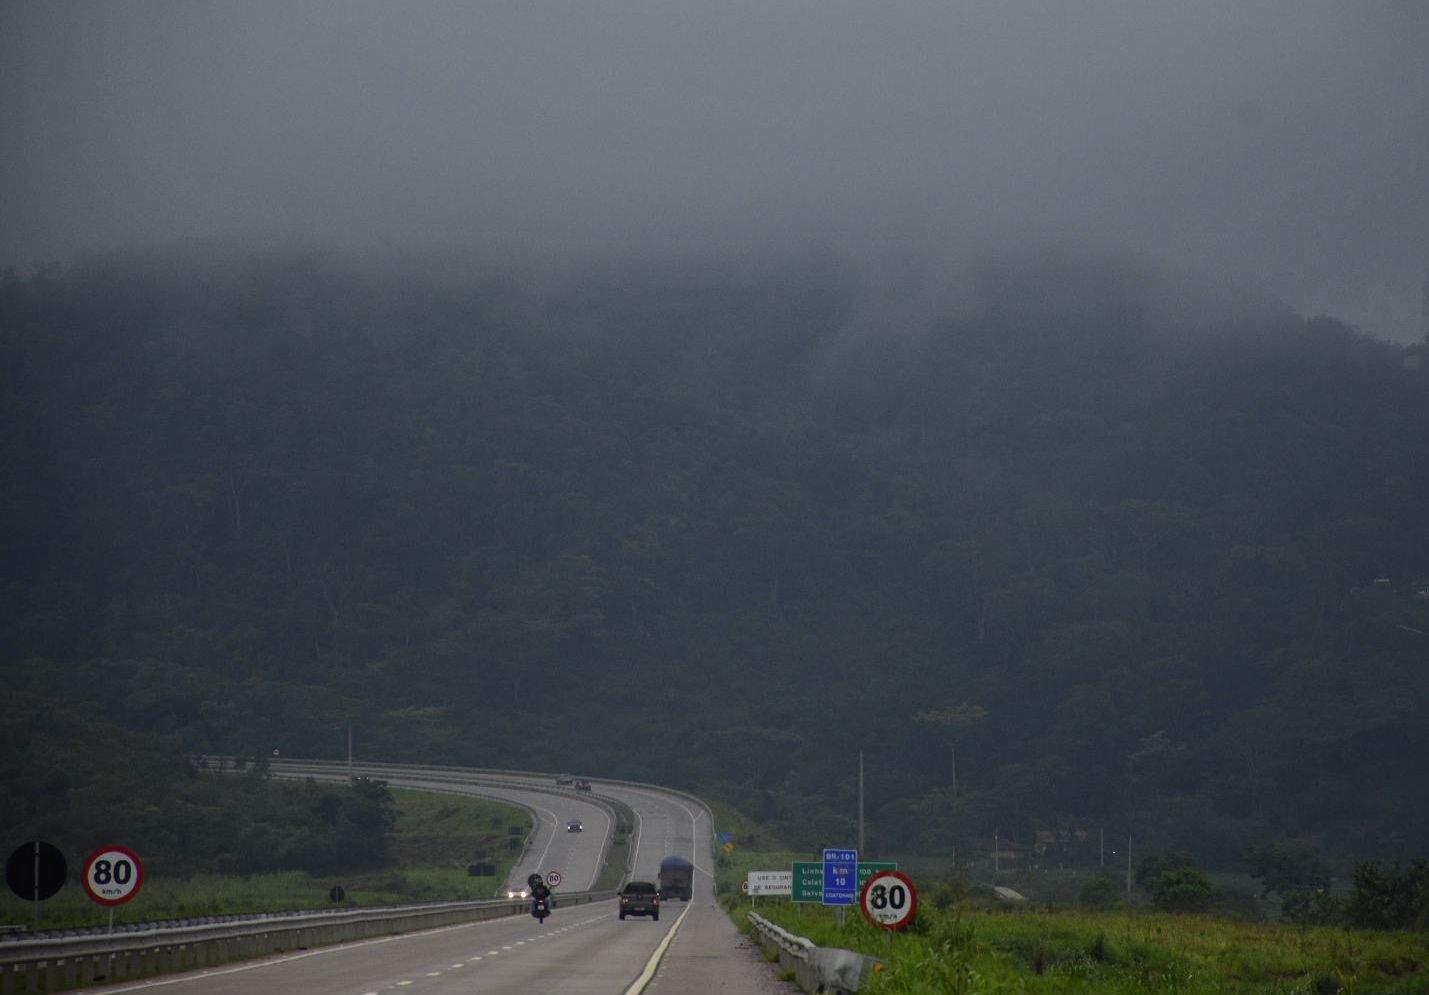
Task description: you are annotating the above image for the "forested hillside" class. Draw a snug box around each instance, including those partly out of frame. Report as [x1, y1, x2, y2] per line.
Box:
[3, 250, 1425, 866]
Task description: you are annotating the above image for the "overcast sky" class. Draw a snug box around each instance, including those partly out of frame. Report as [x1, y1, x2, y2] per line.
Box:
[3, 1, 1427, 339]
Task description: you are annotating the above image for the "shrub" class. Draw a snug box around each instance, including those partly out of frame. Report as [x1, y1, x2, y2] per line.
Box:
[926, 878, 970, 911]
[1281, 887, 1342, 926]
[1344, 861, 1429, 930]
[1079, 872, 1121, 908]
[1152, 867, 1215, 913]
[1244, 841, 1329, 897]
[1135, 850, 1195, 890]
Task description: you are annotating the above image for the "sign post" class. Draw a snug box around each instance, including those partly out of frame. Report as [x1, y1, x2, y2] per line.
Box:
[822, 848, 857, 926]
[821, 848, 857, 905]
[791, 861, 823, 903]
[746, 870, 792, 896]
[792, 858, 896, 903]
[5, 841, 66, 927]
[857, 861, 897, 890]
[82, 846, 145, 931]
[859, 869, 918, 954]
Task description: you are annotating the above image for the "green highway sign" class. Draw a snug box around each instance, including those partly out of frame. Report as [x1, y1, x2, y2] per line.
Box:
[858, 861, 897, 888]
[792, 861, 823, 903]
[791, 859, 897, 903]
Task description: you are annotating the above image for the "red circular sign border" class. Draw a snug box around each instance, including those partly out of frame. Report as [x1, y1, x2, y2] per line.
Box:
[82, 845, 145, 907]
[546, 869, 563, 888]
[858, 869, 917, 931]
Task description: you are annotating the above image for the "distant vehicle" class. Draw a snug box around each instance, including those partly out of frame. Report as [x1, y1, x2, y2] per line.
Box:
[555, 774, 574, 786]
[567, 818, 583, 832]
[618, 880, 660, 921]
[573, 778, 591, 791]
[658, 856, 693, 901]
[506, 885, 530, 899]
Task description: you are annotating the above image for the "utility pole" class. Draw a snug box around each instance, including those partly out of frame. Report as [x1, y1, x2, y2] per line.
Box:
[1421, 265, 1429, 344]
[1126, 832, 1133, 897]
[1100, 828, 1105, 868]
[857, 752, 865, 856]
[347, 723, 353, 775]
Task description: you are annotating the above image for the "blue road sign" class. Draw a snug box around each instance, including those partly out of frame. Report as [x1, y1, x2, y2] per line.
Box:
[822, 848, 858, 906]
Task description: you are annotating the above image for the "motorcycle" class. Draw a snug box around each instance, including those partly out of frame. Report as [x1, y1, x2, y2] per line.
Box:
[527, 872, 553, 922]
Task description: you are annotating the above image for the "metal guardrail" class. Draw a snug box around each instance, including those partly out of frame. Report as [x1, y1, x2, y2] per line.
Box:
[747, 912, 878, 995]
[266, 759, 635, 891]
[749, 911, 815, 953]
[0, 890, 612, 994]
[0, 760, 709, 992]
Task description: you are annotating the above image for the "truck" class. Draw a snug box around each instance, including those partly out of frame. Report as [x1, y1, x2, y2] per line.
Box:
[658, 856, 693, 901]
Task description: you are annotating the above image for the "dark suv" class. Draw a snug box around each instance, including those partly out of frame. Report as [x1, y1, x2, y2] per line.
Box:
[618, 880, 660, 921]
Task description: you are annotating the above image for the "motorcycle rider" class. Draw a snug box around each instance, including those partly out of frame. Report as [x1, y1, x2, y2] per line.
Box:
[528, 873, 552, 919]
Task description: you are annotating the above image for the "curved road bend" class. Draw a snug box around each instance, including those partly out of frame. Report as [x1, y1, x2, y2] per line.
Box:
[276, 764, 612, 896]
[77, 764, 793, 994]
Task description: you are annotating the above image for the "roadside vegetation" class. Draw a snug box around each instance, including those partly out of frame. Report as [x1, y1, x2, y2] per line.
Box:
[595, 797, 640, 891]
[0, 786, 528, 931]
[738, 899, 1427, 994]
[718, 843, 1427, 993]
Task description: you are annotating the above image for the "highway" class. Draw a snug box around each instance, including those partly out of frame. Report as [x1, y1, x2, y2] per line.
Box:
[273, 763, 617, 897]
[74, 764, 793, 995]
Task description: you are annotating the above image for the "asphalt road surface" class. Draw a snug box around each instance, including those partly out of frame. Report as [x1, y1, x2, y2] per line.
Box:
[75, 764, 796, 995]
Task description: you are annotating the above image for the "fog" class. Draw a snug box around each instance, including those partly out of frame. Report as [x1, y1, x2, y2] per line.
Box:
[3, 1, 1426, 340]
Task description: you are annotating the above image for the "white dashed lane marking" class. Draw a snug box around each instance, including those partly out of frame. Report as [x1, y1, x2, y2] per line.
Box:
[352, 911, 607, 991]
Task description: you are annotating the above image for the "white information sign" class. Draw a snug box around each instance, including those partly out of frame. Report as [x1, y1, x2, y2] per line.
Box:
[746, 870, 792, 896]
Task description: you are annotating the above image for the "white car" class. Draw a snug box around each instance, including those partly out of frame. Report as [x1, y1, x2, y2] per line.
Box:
[506, 886, 529, 899]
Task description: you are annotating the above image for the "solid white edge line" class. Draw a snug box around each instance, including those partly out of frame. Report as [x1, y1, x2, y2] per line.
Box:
[622, 901, 692, 995]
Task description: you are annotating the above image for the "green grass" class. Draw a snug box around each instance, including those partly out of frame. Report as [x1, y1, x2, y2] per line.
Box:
[594, 796, 639, 891]
[739, 897, 1428, 994]
[388, 787, 527, 873]
[706, 799, 789, 853]
[0, 788, 531, 931]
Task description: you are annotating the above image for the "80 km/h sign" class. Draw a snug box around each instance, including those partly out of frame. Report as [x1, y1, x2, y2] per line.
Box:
[859, 870, 917, 930]
[82, 846, 144, 907]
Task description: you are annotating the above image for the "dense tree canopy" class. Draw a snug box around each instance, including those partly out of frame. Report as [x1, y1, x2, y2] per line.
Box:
[2, 249, 1425, 867]
[0, 685, 394, 877]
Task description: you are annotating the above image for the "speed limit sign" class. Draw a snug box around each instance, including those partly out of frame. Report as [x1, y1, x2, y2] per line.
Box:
[82, 846, 144, 907]
[546, 869, 563, 888]
[859, 870, 917, 930]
